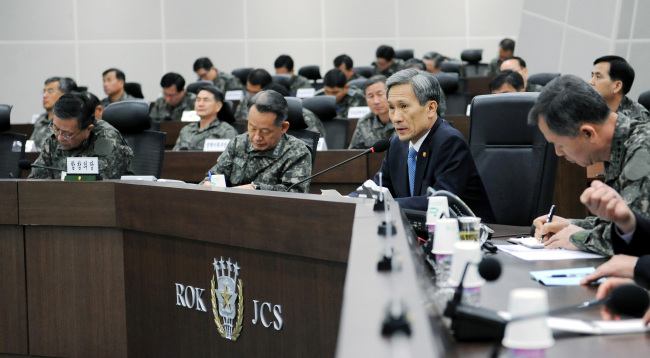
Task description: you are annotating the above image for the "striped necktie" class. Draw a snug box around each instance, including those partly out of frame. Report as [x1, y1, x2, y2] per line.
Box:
[408, 147, 417, 196]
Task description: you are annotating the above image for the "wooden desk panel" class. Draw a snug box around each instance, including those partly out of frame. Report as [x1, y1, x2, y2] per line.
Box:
[0, 226, 28, 354]
[0, 180, 18, 224]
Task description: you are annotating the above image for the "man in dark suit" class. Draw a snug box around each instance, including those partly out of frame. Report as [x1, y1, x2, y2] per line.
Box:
[370, 69, 495, 222]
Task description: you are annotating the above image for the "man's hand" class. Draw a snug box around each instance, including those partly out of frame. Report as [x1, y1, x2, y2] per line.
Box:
[533, 214, 571, 241]
[580, 180, 636, 234]
[543, 224, 582, 250]
[234, 184, 255, 190]
[580, 254, 639, 284]
[596, 277, 650, 325]
[202, 181, 211, 187]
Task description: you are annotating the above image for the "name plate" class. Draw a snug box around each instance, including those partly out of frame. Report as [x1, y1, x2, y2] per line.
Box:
[204, 139, 230, 152]
[181, 110, 200, 122]
[316, 137, 327, 151]
[347, 106, 371, 118]
[296, 88, 316, 98]
[66, 157, 99, 174]
[210, 174, 227, 188]
[225, 90, 244, 101]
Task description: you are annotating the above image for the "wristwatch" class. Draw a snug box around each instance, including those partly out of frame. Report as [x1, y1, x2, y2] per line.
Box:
[251, 181, 260, 190]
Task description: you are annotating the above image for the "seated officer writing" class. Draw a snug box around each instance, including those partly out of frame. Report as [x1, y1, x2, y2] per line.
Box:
[201, 90, 312, 193]
[365, 69, 494, 221]
[28, 92, 134, 179]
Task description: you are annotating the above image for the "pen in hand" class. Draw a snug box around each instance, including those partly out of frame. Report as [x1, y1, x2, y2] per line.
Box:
[540, 204, 556, 243]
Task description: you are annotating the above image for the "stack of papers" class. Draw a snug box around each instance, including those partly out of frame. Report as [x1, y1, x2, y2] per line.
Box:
[529, 267, 603, 286]
[496, 244, 605, 261]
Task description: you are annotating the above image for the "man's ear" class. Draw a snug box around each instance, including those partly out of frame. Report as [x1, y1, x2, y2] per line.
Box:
[281, 121, 290, 133]
[612, 80, 623, 95]
[428, 100, 438, 119]
[580, 123, 597, 139]
[215, 101, 223, 114]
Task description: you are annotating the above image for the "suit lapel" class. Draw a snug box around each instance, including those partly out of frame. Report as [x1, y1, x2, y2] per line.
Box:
[395, 141, 409, 196]
[413, 120, 442, 196]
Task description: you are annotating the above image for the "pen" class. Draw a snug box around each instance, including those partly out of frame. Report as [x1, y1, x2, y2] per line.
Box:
[540, 204, 556, 243]
[207, 171, 212, 183]
[550, 274, 585, 278]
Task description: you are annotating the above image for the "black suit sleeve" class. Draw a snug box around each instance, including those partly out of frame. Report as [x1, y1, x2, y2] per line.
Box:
[634, 255, 650, 289]
[612, 212, 650, 256]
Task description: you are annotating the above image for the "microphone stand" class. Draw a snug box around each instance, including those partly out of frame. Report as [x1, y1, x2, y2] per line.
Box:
[286, 149, 374, 192]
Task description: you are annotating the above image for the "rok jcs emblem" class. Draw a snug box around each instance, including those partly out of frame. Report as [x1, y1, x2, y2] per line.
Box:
[211, 257, 244, 340]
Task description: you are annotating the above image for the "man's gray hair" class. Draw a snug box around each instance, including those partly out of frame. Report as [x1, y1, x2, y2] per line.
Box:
[527, 75, 610, 137]
[248, 90, 288, 127]
[386, 69, 441, 106]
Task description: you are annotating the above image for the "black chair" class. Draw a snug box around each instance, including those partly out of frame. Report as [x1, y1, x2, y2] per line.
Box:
[231, 68, 253, 87]
[186, 80, 214, 94]
[0, 104, 26, 178]
[638, 90, 650, 111]
[460, 49, 489, 77]
[125, 82, 144, 99]
[347, 78, 367, 90]
[353, 66, 373, 79]
[440, 61, 461, 74]
[395, 49, 414, 61]
[272, 74, 292, 91]
[298, 65, 322, 82]
[302, 96, 337, 123]
[300, 96, 348, 149]
[468, 92, 558, 226]
[433, 72, 469, 116]
[218, 100, 236, 124]
[285, 97, 319, 164]
[102, 100, 166, 178]
[528, 73, 560, 87]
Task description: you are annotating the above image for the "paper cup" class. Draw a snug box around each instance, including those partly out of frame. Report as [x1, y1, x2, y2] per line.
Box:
[502, 288, 554, 350]
[447, 241, 484, 287]
[432, 218, 459, 255]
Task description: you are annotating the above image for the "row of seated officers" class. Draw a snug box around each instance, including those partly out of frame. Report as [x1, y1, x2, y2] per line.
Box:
[25, 65, 650, 324]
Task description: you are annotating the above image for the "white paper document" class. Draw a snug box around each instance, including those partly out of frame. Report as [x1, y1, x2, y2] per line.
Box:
[548, 317, 650, 335]
[496, 244, 605, 261]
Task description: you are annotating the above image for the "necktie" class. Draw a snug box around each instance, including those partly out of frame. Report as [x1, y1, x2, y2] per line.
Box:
[408, 147, 417, 196]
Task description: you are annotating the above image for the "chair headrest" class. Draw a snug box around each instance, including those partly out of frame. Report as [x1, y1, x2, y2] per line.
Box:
[0, 104, 12, 132]
[186, 81, 214, 95]
[433, 72, 459, 94]
[347, 78, 367, 90]
[394, 49, 414, 61]
[527, 73, 561, 87]
[285, 97, 307, 130]
[461, 49, 483, 64]
[470, 92, 542, 145]
[440, 61, 461, 74]
[124, 82, 144, 99]
[639, 89, 650, 111]
[302, 96, 337, 121]
[353, 66, 373, 79]
[231, 67, 253, 86]
[102, 100, 151, 133]
[218, 100, 236, 124]
[298, 65, 322, 81]
[272, 74, 292, 91]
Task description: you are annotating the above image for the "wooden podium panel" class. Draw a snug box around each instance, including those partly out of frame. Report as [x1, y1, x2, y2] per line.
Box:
[0, 226, 27, 354]
[0, 180, 18, 224]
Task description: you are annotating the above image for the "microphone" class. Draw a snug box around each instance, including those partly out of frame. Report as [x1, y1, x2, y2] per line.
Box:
[285, 139, 390, 192]
[18, 159, 65, 172]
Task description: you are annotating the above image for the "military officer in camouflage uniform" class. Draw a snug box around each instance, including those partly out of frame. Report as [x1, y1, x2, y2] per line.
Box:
[193, 57, 243, 93]
[150, 72, 196, 122]
[590, 55, 649, 123]
[265, 83, 327, 139]
[202, 90, 312, 193]
[173, 86, 237, 151]
[334, 54, 365, 82]
[321, 69, 367, 118]
[488, 38, 515, 77]
[530, 75, 650, 256]
[274, 54, 312, 96]
[100, 68, 134, 108]
[234, 69, 273, 121]
[500, 57, 543, 93]
[372, 45, 405, 77]
[30, 77, 78, 150]
[29, 93, 134, 179]
[349, 76, 394, 149]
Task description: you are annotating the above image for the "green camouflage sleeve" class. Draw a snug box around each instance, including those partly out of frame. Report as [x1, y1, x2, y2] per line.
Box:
[173, 125, 193, 151]
[149, 98, 168, 121]
[226, 76, 243, 91]
[28, 137, 55, 179]
[95, 134, 134, 179]
[30, 115, 52, 150]
[200, 138, 237, 185]
[257, 148, 312, 193]
[302, 108, 326, 138]
[234, 94, 249, 121]
[438, 91, 447, 116]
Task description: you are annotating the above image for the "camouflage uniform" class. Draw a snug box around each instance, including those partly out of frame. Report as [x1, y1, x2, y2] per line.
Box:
[526, 82, 544, 93]
[373, 58, 405, 77]
[348, 112, 394, 149]
[149, 91, 197, 121]
[569, 113, 650, 255]
[438, 91, 447, 116]
[173, 119, 237, 151]
[234, 92, 251, 121]
[28, 119, 134, 179]
[290, 75, 312, 96]
[302, 108, 326, 138]
[617, 95, 650, 123]
[349, 72, 365, 81]
[327, 86, 367, 118]
[100, 91, 134, 108]
[30, 112, 51, 150]
[202, 133, 312, 193]
[488, 57, 500, 77]
[212, 70, 243, 92]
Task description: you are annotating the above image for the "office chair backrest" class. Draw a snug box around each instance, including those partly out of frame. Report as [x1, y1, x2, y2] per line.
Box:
[218, 100, 236, 124]
[322, 118, 350, 149]
[186, 80, 214, 95]
[272, 74, 292, 92]
[298, 65, 322, 82]
[231, 68, 253, 87]
[0, 104, 26, 178]
[461, 49, 489, 77]
[0, 104, 11, 132]
[302, 96, 337, 122]
[347, 78, 367, 90]
[102, 100, 166, 178]
[461, 49, 483, 64]
[353, 66, 373, 79]
[285, 97, 308, 130]
[528, 73, 560, 87]
[394, 49, 414, 61]
[433, 72, 459, 94]
[440, 61, 461, 74]
[125, 82, 144, 99]
[468, 92, 557, 226]
[638, 89, 650, 111]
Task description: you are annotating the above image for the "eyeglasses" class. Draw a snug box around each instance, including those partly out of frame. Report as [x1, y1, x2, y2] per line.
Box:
[43, 88, 62, 95]
[49, 123, 83, 141]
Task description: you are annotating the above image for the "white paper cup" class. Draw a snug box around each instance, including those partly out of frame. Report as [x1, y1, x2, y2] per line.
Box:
[502, 288, 555, 350]
[426, 196, 449, 225]
[447, 241, 484, 288]
[432, 218, 459, 255]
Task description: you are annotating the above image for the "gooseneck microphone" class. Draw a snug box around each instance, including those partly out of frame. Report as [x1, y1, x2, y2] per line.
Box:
[285, 139, 390, 192]
[18, 159, 65, 172]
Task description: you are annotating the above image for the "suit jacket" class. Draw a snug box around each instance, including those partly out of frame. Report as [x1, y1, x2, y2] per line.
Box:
[613, 212, 650, 256]
[373, 118, 495, 223]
